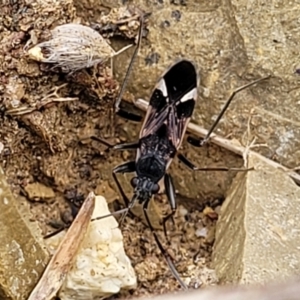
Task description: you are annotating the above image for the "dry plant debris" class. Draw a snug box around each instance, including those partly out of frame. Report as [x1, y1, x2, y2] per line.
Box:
[28, 192, 95, 300]
[27, 23, 132, 73]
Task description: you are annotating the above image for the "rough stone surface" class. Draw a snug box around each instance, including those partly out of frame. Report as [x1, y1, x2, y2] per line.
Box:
[97, 0, 300, 199]
[121, 277, 300, 300]
[231, 0, 300, 168]
[212, 153, 300, 284]
[0, 167, 49, 300]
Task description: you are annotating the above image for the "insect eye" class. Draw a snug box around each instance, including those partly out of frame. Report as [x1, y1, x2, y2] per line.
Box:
[151, 183, 159, 194]
[130, 177, 139, 188]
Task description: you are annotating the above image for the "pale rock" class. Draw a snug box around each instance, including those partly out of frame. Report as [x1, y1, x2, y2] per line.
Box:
[58, 195, 136, 300]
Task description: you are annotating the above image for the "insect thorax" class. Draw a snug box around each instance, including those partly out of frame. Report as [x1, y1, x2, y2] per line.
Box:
[140, 132, 176, 158]
[137, 133, 176, 178]
[135, 154, 166, 183]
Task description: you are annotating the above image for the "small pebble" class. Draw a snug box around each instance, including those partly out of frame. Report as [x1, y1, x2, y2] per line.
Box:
[179, 206, 188, 217]
[196, 227, 208, 238]
[0, 142, 4, 154]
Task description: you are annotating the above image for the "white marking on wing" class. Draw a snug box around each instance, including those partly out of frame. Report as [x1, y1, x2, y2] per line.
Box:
[179, 87, 197, 103]
[157, 78, 168, 97]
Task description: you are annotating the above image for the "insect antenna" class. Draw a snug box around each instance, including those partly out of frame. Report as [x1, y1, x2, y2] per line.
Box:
[118, 193, 138, 226]
[114, 15, 144, 113]
[188, 76, 270, 147]
[91, 207, 129, 222]
[44, 226, 68, 239]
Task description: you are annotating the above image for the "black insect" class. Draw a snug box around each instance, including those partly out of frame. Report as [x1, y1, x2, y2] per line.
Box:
[40, 13, 268, 287]
[94, 51, 269, 288]
[101, 60, 198, 289]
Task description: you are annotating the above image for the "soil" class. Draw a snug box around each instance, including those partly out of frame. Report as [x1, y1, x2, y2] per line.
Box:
[0, 0, 221, 298]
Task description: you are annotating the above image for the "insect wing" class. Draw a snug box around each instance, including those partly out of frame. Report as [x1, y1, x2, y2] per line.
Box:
[139, 76, 169, 139]
[140, 60, 198, 149]
[165, 60, 198, 148]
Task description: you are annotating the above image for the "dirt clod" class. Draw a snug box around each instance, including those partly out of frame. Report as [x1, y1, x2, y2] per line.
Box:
[24, 182, 55, 201]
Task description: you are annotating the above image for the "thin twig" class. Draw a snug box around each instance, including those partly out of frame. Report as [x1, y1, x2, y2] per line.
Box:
[28, 192, 95, 300]
[241, 111, 269, 167]
[6, 83, 78, 116]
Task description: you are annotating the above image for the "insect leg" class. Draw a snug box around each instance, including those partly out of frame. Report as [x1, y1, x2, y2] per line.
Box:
[188, 76, 270, 147]
[113, 141, 139, 151]
[162, 174, 177, 243]
[177, 153, 253, 172]
[44, 227, 68, 239]
[91, 136, 139, 150]
[116, 109, 143, 122]
[90, 136, 115, 148]
[113, 161, 140, 226]
[143, 199, 188, 290]
[114, 15, 144, 115]
[92, 161, 136, 222]
[112, 161, 136, 206]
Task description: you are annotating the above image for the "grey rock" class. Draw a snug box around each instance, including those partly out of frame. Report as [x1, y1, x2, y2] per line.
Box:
[212, 153, 300, 284]
[0, 167, 49, 299]
[111, 0, 300, 198]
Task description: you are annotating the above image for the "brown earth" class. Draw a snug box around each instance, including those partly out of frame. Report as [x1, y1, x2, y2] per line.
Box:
[0, 0, 238, 298]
